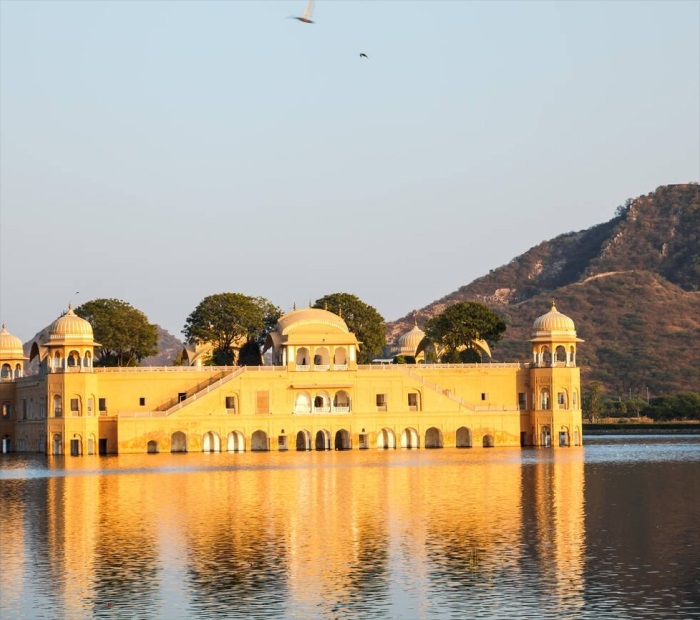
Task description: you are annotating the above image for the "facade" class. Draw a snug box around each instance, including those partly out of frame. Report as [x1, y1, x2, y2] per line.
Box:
[0, 304, 584, 456]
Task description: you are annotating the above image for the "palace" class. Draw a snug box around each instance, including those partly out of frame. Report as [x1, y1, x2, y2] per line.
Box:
[0, 303, 583, 456]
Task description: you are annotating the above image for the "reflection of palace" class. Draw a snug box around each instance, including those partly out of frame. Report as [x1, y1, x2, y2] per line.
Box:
[0, 452, 585, 617]
[0, 303, 583, 456]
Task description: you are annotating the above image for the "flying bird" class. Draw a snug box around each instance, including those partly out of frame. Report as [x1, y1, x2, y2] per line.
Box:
[359, 53, 368, 59]
[290, 0, 315, 23]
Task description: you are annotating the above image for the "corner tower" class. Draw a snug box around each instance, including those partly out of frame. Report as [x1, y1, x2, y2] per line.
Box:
[528, 302, 584, 447]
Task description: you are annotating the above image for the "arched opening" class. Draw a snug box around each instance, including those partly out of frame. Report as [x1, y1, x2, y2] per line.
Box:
[313, 391, 330, 413]
[314, 347, 330, 370]
[83, 351, 92, 368]
[147, 440, 159, 454]
[482, 434, 495, 448]
[202, 431, 221, 453]
[540, 388, 550, 410]
[251, 430, 269, 452]
[296, 430, 312, 451]
[334, 429, 351, 450]
[377, 427, 396, 449]
[53, 395, 62, 418]
[570, 345, 577, 366]
[315, 430, 331, 451]
[333, 390, 351, 412]
[541, 346, 552, 367]
[53, 433, 63, 455]
[226, 431, 246, 452]
[14, 364, 22, 378]
[1, 402, 10, 420]
[555, 345, 567, 364]
[425, 427, 443, 449]
[540, 426, 551, 447]
[456, 426, 472, 448]
[296, 348, 310, 368]
[558, 426, 570, 447]
[400, 427, 419, 449]
[294, 391, 311, 414]
[171, 431, 187, 453]
[557, 389, 569, 410]
[333, 347, 348, 368]
[0, 364, 11, 379]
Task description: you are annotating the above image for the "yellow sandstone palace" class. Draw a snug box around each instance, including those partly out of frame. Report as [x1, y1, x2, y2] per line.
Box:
[0, 303, 583, 456]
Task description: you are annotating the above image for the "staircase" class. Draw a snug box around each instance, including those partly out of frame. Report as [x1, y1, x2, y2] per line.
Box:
[160, 368, 246, 416]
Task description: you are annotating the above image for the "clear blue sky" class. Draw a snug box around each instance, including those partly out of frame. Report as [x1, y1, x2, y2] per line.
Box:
[1, 0, 698, 342]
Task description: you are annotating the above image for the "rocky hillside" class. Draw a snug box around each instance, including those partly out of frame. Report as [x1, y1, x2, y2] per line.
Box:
[387, 183, 700, 397]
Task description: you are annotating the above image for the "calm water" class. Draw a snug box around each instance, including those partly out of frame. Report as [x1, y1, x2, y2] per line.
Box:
[1, 436, 699, 620]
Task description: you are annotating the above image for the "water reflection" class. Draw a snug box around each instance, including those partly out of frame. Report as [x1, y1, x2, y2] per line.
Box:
[0, 439, 699, 619]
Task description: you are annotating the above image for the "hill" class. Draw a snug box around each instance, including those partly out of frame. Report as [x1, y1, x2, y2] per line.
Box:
[386, 183, 700, 398]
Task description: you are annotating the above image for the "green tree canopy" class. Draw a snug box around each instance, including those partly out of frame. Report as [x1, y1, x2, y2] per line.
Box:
[75, 298, 159, 367]
[183, 293, 281, 366]
[424, 301, 506, 362]
[313, 293, 386, 364]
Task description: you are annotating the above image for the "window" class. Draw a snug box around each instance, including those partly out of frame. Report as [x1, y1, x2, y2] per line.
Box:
[71, 398, 79, 412]
[558, 392, 567, 409]
[256, 390, 270, 415]
[54, 396, 62, 417]
[376, 394, 387, 411]
[23, 399, 27, 419]
[225, 396, 236, 410]
[1, 402, 10, 419]
[518, 393, 527, 410]
[408, 393, 418, 410]
[98, 398, 107, 413]
[278, 435, 288, 451]
[139, 397, 146, 407]
[481, 393, 488, 401]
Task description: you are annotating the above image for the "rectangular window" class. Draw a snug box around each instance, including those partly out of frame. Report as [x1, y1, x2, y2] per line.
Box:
[376, 394, 387, 411]
[518, 393, 527, 410]
[98, 398, 107, 412]
[481, 393, 488, 401]
[278, 435, 288, 450]
[139, 397, 146, 407]
[558, 392, 566, 408]
[408, 393, 418, 410]
[23, 399, 27, 419]
[71, 398, 79, 412]
[225, 396, 236, 411]
[256, 391, 270, 415]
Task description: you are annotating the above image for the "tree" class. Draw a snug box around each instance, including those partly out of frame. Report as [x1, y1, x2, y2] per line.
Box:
[424, 301, 506, 362]
[583, 381, 603, 422]
[313, 293, 385, 364]
[183, 293, 281, 366]
[75, 299, 158, 367]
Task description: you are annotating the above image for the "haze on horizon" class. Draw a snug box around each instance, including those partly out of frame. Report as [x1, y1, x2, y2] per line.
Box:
[1, 0, 698, 342]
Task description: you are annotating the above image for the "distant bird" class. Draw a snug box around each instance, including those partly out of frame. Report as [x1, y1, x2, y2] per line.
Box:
[359, 53, 368, 59]
[290, 0, 315, 23]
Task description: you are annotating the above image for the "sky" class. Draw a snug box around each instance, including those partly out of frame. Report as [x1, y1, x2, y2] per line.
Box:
[1, 0, 698, 343]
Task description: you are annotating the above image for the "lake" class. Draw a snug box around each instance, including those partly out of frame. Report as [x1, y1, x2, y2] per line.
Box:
[1, 436, 699, 619]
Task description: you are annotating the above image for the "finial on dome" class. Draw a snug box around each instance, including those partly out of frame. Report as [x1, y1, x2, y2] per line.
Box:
[1, 323, 5, 331]
[338, 306, 343, 318]
[293, 302, 297, 311]
[324, 301, 328, 311]
[551, 299, 557, 310]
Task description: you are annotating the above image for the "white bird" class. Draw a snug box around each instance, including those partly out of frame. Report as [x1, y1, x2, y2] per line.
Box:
[291, 0, 315, 24]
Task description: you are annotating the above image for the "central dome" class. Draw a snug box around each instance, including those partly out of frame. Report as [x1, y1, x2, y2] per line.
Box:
[398, 323, 425, 351]
[277, 307, 350, 335]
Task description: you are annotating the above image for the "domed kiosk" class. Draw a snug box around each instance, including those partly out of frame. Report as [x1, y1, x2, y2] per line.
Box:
[0, 325, 27, 380]
[264, 307, 360, 370]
